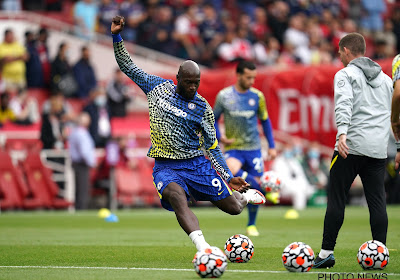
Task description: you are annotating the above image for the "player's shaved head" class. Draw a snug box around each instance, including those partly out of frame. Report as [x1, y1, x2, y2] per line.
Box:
[176, 60, 201, 100]
[178, 60, 200, 77]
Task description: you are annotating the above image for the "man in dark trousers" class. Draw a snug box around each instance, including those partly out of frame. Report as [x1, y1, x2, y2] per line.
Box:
[314, 33, 393, 268]
[69, 112, 96, 210]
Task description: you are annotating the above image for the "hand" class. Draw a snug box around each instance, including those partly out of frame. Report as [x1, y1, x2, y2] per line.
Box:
[220, 135, 235, 145]
[392, 121, 400, 141]
[338, 134, 349, 159]
[111, 15, 125, 35]
[395, 152, 400, 172]
[268, 148, 277, 160]
[228, 177, 250, 193]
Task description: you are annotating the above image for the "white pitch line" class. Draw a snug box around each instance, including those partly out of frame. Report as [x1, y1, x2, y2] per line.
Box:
[0, 265, 399, 276]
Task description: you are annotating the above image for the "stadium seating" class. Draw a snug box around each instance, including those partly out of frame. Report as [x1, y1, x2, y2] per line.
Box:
[0, 151, 30, 209]
[115, 166, 143, 205]
[5, 139, 42, 152]
[136, 158, 159, 206]
[114, 161, 159, 207]
[21, 152, 72, 209]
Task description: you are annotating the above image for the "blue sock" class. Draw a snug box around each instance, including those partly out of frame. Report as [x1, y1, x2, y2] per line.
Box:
[235, 169, 263, 226]
[247, 204, 258, 226]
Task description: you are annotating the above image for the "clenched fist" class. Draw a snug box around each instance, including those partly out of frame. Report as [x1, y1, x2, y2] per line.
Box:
[111, 15, 125, 35]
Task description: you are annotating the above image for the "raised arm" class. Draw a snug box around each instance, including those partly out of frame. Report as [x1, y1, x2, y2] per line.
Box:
[111, 16, 165, 94]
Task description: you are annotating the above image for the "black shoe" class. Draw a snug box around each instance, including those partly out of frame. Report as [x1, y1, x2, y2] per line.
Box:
[314, 254, 335, 268]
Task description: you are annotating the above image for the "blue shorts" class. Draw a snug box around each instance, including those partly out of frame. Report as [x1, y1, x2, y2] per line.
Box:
[224, 149, 264, 177]
[153, 156, 233, 211]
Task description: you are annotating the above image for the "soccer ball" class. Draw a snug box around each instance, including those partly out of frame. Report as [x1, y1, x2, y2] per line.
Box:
[224, 234, 254, 263]
[260, 170, 281, 192]
[282, 242, 315, 272]
[192, 246, 228, 278]
[357, 240, 389, 270]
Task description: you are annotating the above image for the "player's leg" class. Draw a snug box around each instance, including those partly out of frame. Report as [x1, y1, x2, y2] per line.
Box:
[211, 190, 265, 214]
[153, 160, 211, 252]
[315, 151, 359, 268]
[225, 152, 263, 194]
[359, 157, 388, 244]
[225, 156, 243, 175]
[226, 154, 261, 235]
[241, 171, 263, 236]
[162, 182, 200, 234]
[322, 153, 359, 250]
[241, 150, 265, 236]
[226, 156, 263, 193]
[162, 182, 210, 251]
[225, 153, 261, 233]
[212, 192, 247, 215]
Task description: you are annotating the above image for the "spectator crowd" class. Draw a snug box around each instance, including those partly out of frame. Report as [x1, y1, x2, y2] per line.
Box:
[76, 0, 399, 67]
[1, 0, 399, 68]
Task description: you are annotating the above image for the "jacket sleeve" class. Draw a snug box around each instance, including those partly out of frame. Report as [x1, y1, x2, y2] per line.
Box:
[257, 91, 275, 148]
[334, 70, 353, 136]
[202, 102, 233, 182]
[112, 34, 166, 94]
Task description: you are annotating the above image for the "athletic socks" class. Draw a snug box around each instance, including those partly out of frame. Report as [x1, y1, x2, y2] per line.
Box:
[189, 230, 210, 251]
[319, 249, 334, 259]
[247, 203, 258, 226]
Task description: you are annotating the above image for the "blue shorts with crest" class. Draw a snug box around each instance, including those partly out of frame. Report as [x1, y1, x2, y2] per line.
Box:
[153, 156, 233, 211]
[224, 149, 264, 176]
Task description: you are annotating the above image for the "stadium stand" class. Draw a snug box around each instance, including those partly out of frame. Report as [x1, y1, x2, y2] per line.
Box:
[0, 150, 31, 210]
[113, 157, 159, 208]
[1, 0, 400, 210]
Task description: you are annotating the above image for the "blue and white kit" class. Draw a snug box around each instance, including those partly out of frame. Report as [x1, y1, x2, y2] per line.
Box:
[113, 34, 234, 210]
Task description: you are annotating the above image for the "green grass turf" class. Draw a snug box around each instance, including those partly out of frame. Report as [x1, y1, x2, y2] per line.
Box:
[0, 206, 399, 280]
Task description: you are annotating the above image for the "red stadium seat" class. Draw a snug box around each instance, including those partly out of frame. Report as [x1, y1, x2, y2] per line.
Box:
[5, 139, 43, 152]
[0, 151, 43, 210]
[0, 151, 26, 209]
[114, 161, 160, 207]
[21, 152, 72, 209]
[136, 159, 159, 206]
[114, 166, 143, 206]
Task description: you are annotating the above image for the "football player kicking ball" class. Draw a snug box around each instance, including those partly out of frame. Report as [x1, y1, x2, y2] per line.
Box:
[111, 16, 266, 252]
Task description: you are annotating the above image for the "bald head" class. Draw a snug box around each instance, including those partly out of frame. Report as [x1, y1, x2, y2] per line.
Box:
[178, 60, 200, 76]
[176, 60, 201, 100]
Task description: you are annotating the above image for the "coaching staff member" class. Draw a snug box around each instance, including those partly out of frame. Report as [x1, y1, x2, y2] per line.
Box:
[314, 33, 393, 268]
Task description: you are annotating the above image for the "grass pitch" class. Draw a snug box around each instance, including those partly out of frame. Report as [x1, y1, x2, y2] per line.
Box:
[0, 206, 399, 280]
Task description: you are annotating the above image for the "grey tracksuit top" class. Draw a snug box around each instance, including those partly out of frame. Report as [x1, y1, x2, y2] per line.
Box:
[334, 57, 393, 159]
